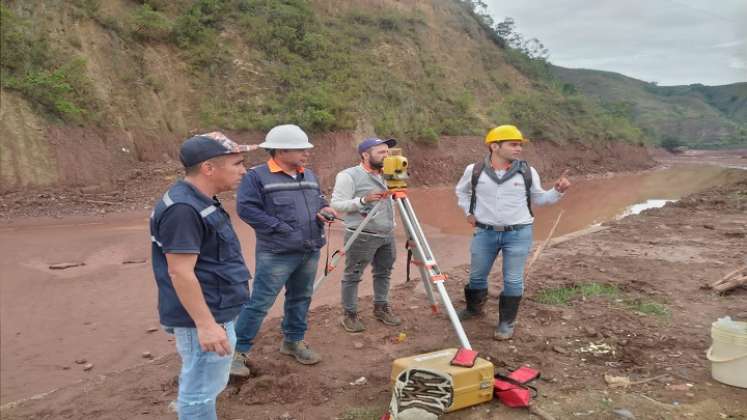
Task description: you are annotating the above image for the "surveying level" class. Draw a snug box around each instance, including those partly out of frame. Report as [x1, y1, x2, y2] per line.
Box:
[313, 148, 472, 350]
[382, 148, 408, 189]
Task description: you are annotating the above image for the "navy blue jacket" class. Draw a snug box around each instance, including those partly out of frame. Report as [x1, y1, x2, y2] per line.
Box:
[237, 161, 327, 254]
[150, 181, 250, 327]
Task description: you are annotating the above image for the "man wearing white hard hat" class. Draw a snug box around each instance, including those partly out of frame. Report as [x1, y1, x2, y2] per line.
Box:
[232, 124, 336, 374]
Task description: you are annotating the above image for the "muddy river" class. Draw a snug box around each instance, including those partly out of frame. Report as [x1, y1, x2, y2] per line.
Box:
[407, 164, 744, 240]
[0, 163, 743, 403]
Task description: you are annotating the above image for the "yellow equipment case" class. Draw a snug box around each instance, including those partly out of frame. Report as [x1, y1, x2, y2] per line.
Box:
[390, 348, 494, 412]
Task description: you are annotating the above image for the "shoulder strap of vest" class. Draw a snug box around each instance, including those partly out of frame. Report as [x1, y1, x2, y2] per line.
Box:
[469, 158, 486, 215]
[517, 161, 533, 217]
[469, 158, 534, 217]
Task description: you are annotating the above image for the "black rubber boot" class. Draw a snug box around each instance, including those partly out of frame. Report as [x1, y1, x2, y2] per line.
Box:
[457, 286, 488, 321]
[494, 294, 522, 340]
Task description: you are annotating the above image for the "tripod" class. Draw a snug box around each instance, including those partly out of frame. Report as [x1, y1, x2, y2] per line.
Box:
[313, 189, 472, 350]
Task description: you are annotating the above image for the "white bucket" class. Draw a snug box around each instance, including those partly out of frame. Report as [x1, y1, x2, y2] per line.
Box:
[706, 318, 747, 388]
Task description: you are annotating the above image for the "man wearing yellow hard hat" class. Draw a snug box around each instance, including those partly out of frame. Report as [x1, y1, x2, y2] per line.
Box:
[454, 124, 571, 340]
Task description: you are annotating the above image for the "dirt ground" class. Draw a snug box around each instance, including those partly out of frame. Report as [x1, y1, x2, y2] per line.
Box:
[1, 163, 745, 418]
[652, 149, 747, 170]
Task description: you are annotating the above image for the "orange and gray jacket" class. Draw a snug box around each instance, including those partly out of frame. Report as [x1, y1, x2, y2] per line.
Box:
[237, 163, 327, 254]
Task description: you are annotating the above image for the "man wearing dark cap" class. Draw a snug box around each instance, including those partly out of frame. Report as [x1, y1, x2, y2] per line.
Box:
[330, 137, 402, 333]
[149, 132, 257, 420]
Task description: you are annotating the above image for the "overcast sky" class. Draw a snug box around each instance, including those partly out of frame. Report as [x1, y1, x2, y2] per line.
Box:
[485, 0, 746, 86]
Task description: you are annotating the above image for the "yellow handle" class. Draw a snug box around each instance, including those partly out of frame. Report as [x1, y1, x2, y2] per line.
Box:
[706, 346, 747, 363]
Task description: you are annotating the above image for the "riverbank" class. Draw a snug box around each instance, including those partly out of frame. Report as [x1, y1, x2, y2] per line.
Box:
[0, 136, 655, 221]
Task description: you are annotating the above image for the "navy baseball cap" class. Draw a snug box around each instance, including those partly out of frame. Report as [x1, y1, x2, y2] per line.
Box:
[357, 137, 397, 154]
[179, 132, 255, 167]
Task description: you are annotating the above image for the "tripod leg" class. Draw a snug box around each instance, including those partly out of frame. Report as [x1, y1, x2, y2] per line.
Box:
[395, 199, 438, 312]
[413, 242, 439, 314]
[394, 194, 472, 349]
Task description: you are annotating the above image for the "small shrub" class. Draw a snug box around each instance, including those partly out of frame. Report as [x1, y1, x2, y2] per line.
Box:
[660, 136, 684, 152]
[70, 0, 101, 17]
[132, 4, 173, 41]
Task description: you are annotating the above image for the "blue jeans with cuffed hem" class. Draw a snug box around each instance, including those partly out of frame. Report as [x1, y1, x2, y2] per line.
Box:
[234, 250, 320, 353]
[171, 320, 235, 420]
[467, 224, 533, 297]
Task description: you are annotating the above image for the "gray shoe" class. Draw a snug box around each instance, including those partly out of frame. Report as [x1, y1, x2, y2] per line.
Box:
[279, 341, 321, 365]
[341, 310, 366, 333]
[230, 352, 251, 377]
[493, 321, 515, 340]
[493, 294, 522, 341]
[374, 303, 402, 326]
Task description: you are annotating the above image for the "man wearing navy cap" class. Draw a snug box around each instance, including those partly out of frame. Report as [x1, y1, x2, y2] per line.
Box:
[331, 137, 402, 333]
[149, 132, 257, 420]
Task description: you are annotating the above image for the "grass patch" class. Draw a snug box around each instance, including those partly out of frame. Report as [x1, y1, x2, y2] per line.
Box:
[534, 285, 580, 305]
[534, 282, 620, 305]
[535, 282, 670, 318]
[338, 406, 385, 420]
[625, 298, 670, 317]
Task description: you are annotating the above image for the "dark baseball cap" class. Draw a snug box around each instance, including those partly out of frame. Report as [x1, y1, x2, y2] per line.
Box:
[179, 132, 255, 167]
[357, 137, 397, 154]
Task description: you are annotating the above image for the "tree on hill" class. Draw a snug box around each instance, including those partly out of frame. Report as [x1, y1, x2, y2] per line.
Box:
[660, 136, 684, 153]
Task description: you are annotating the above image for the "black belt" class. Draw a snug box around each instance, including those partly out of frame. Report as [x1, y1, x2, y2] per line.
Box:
[474, 222, 529, 232]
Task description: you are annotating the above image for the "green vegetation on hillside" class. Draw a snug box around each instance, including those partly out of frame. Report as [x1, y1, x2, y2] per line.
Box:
[159, 0, 485, 141]
[1, 0, 653, 146]
[0, 4, 98, 122]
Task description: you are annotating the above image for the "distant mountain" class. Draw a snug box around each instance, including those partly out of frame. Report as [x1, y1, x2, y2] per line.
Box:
[551, 66, 747, 149]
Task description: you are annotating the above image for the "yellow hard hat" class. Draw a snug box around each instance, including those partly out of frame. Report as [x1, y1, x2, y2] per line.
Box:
[484, 125, 526, 144]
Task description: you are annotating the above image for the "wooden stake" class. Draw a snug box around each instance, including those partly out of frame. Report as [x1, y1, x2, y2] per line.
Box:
[709, 265, 747, 288]
[713, 275, 747, 293]
[525, 210, 564, 282]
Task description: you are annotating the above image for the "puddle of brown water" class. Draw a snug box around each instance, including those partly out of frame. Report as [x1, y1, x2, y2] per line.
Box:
[406, 164, 744, 241]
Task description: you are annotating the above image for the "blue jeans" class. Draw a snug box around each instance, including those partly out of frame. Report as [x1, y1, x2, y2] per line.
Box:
[468, 225, 533, 296]
[234, 250, 320, 352]
[171, 320, 236, 420]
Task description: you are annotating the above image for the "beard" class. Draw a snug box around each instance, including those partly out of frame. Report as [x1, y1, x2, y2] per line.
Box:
[370, 157, 385, 169]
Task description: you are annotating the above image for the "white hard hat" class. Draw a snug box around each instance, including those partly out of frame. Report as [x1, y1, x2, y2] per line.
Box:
[259, 124, 313, 149]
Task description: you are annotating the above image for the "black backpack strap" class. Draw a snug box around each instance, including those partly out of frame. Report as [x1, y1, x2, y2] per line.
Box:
[517, 161, 533, 217]
[471, 157, 534, 217]
[469, 157, 487, 215]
